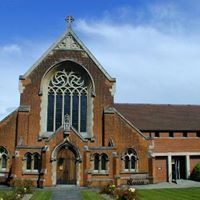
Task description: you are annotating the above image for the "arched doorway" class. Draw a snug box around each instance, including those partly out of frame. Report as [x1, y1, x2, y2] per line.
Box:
[56, 147, 76, 184]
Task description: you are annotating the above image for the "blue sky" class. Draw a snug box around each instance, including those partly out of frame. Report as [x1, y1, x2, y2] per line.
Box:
[1, 0, 200, 119]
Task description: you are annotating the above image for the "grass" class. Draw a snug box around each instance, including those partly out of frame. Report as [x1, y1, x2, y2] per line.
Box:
[81, 190, 106, 200]
[0, 190, 14, 198]
[1, 187, 200, 200]
[80, 187, 200, 200]
[0, 189, 52, 200]
[138, 187, 200, 200]
[30, 190, 52, 200]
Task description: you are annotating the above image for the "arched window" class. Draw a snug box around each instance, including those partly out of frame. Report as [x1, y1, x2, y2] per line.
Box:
[108, 138, 115, 147]
[25, 153, 32, 171]
[0, 146, 8, 170]
[122, 148, 137, 172]
[93, 153, 108, 173]
[101, 154, 108, 171]
[94, 154, 100, 171]
[24, 153, 41, 172]
[125, 155, 129, 170]
[33, 153, 41, 171]
[47, 70, 88, 133]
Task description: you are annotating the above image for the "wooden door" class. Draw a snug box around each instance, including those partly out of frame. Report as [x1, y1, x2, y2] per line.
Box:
[57, 148, 76, 184]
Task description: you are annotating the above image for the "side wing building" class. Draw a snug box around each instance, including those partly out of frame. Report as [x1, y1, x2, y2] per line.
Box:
[0, 20, 200, 186]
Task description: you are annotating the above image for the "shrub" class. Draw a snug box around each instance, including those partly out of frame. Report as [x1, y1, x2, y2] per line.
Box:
[114, 188, 139, 200]
[100, 184, 139, 200]
[100, 184, 116, 195]
[191, 163, 200, 181]
[10, 178, 34, 194]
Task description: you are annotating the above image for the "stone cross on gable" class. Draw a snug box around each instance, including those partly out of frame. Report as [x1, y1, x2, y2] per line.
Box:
[65, 16, 74, 28]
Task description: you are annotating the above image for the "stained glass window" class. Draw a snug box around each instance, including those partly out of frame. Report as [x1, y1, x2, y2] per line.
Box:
[47, 70, 88, 133]
[81, 95, 87, 132]
[47, 93, 54, 131]
[56, 94, 63, 130]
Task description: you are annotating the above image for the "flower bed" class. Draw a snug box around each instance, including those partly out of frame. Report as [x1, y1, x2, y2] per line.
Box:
[100, 184, 139, 200]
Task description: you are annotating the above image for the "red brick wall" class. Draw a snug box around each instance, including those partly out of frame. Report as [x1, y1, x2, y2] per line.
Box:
[190, 156, 200, 174]
[154, 138, 200, 153]
[104, 111, 150, 174]
[19, 50, 114, 148]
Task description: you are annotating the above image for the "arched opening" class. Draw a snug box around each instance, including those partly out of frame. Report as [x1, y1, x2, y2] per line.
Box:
[40, 60, 95, 138]
[56, 146, 77, 184]
[0, 146, 8, 171]
[51, 141, 81, 185]
[122, 148, 138, 172]
[94, 153, 100, 171]
[92, 153, 109, 173]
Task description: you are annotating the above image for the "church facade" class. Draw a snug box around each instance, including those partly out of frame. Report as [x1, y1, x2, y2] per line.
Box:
[0, 19, 200, 187]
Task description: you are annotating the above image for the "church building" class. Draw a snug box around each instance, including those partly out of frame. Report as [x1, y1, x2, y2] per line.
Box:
[0, 17, 200, 187]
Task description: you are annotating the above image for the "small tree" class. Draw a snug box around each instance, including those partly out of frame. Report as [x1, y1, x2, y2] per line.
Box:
[191, 163, 200, 181]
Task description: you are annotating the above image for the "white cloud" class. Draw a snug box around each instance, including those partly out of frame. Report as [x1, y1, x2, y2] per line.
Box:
[0, 44, 21, 54]
[76, 19, 200, 104]
[0, 41, 51, 120]
[1, 3, 200, 120]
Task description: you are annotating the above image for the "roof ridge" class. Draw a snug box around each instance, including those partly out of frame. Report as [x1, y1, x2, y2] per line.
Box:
[114, 103, 200, 107]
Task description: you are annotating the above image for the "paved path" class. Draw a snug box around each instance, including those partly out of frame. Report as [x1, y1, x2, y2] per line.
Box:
[130, 180, 200, 189]
[51, 185, 84, 200]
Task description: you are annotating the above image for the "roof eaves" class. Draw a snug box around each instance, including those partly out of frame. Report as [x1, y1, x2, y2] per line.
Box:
[22, 27, 116, 82]
[69, 29, 116, 82]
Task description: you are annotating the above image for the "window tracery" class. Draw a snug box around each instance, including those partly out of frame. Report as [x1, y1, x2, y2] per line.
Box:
[47, 70, 88, 133]
[122, 148, 137, 172]
[0, 146, 8, 170]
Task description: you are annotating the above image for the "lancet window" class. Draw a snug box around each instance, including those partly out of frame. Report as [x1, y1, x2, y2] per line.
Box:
[0, 146, 8, 170]
[93, 153, 109, 173]
[47, 70, 88, 133]
[24, 153, 41, 172]
[122, 148, 137, 172]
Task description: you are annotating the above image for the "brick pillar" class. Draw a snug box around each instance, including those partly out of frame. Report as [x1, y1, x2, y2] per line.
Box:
[113, 152, 120, 186]
[37, 149, 47, 188]
[12, 150, 21, 178]
[43, 147, 51, 186]
[83, 149, 91, 186]
[151, 157, 156, 183]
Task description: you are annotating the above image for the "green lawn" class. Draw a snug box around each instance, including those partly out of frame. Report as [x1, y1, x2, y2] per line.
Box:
[81, 187, 200, 200]
[81, 190, 106, 200]
[0, 190, 14, 199]
[0, 189, 52, 200]
[138, 187, 200, 200]
[30, 190, 52, 200]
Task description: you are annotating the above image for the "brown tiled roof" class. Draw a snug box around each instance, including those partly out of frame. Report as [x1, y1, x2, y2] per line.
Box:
[114, 103, 200, 131]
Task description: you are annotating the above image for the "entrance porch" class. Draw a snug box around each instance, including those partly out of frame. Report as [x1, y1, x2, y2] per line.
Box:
[151, 152, 200, 183]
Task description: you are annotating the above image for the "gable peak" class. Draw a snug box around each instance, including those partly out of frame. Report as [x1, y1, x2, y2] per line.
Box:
[54, 31, 82, 50]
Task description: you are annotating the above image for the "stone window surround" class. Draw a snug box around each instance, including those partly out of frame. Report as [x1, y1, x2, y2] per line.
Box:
[39, 60, 95, 138]
[0, 146, 9, 172]
[23, 152, 41, 174]
[91, 153, 109, 174]
[121, 148, 138, 173]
